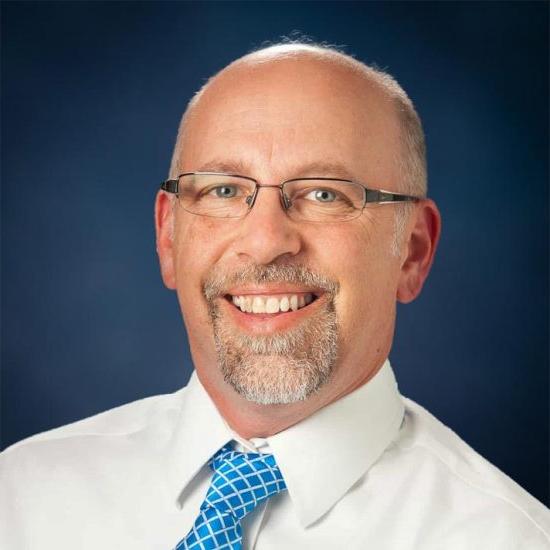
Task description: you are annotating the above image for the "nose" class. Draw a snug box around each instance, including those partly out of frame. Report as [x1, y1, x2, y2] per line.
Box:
[234, 186, 302, 265]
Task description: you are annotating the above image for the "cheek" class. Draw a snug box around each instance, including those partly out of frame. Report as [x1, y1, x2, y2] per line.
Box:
[174, 215, 227, 279]
[314, 218, 398, 339]
[171, 218, 228, 342]
[173, 216, 225, 312]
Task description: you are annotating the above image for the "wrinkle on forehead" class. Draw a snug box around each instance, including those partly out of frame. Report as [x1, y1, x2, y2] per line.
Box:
[196, 159, 359, 182]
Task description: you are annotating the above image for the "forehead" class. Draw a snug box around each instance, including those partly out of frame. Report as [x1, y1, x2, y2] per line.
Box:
[179, 57, 401, 184]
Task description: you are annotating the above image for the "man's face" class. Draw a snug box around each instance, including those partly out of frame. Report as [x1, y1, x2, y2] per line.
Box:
[161, 57, 409, 407]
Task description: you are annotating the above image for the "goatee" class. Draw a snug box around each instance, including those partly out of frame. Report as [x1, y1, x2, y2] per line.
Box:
[203, 264, 339, 405]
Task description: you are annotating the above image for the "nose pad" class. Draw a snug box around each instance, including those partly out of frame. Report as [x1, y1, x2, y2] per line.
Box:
[245, 186, 292, 213]
[281, 192, 292, 210]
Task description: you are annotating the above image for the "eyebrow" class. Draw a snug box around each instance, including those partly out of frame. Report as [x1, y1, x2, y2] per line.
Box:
[195, 159, 357, 181]
[197, 159, 250, 174]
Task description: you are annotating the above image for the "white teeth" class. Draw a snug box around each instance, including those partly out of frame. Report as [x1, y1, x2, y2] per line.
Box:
[280, 296, 290, 312]
[252, 296, 265, 313]
[238, 297, 252, 313]
[231, 293, 315, 314]
[265, 297, 279, 314]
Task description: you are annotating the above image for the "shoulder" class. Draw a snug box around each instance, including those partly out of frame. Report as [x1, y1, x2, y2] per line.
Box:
[0, 388, 186, 487]
[394, 397, 550, 546]
[3, 388, 185, 452]
[0, 388, 190, 547]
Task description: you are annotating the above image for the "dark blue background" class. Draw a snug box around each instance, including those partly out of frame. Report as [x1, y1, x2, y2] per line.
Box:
[2, 2, 548, 504]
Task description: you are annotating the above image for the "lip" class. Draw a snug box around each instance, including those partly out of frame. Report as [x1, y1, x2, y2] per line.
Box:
[219, 292, 327, 335]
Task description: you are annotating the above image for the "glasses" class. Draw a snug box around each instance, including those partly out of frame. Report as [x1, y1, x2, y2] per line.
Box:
[160, 172, 421, 223]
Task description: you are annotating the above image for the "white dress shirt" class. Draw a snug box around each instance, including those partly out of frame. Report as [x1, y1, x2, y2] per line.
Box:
[1, 360, 549, 549]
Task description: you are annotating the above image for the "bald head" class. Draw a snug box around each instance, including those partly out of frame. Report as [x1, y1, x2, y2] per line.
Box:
[170, 43, 427, 197]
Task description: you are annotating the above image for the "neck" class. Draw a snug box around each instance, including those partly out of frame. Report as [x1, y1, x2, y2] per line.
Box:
[210, 385, 332, 439]
[195, 361, 383, 439]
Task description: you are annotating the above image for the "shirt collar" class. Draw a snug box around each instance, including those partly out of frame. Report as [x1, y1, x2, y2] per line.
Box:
[266, 360, 404, 527]
[165, 371, 234, 509]
[165, 360, 404, 526]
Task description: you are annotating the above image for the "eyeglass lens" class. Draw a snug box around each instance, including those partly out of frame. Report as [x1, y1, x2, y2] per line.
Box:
[176, 174, 365, 222]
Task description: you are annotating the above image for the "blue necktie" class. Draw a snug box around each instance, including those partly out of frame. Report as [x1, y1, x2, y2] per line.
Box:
[175, 444, 287, 550]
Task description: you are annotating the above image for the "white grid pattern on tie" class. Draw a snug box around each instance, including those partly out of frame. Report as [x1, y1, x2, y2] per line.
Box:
[206, 456, 281, 517]
[176, 507, 237, 550]
[174, 444, 287, 550]
[182, 510, 235, 550]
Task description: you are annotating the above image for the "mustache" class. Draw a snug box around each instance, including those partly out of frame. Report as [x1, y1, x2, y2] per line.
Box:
[203, 263, 339, 302]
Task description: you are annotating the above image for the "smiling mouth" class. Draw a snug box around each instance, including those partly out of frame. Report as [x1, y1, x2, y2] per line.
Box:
[224, 293, 320, 314]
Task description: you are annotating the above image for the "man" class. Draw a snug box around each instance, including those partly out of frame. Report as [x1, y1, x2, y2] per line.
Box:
[1, 42, 548, 549]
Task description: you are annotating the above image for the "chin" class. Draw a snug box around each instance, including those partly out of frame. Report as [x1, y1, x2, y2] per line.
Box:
[221, 354, 334, 405]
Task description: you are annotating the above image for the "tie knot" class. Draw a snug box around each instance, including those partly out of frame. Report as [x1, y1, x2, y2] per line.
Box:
[204, 444, 287, 520]
[175, 444, 287, 549]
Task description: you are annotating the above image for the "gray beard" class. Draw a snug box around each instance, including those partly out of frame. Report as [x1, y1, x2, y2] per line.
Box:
[204, 264, 339, 405]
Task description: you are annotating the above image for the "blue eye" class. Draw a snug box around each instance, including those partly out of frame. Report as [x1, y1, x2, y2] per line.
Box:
[213, 185, 238, 198]
[306, 189, 337, 202]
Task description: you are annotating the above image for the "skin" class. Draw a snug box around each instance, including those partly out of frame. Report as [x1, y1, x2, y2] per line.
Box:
[155, 51, 441, 438]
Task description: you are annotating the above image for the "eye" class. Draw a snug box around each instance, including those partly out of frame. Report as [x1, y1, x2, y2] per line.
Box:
[305, 188, 337, 203]
[211, 185, 238, 198]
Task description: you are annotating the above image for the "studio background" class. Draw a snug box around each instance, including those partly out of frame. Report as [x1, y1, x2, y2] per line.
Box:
[1, 1, 548, 505]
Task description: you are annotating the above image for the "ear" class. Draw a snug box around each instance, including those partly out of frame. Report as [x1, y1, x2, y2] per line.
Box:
[397, 199, 441, 303]
[155, 191, 177, 290]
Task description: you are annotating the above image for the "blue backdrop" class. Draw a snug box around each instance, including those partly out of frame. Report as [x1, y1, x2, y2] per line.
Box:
[2, 1, 548, 505]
